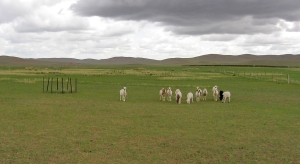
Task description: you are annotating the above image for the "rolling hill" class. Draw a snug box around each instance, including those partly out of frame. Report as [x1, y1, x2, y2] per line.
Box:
[1, 54, 300, 67]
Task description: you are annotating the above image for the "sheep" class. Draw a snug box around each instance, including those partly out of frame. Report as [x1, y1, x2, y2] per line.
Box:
[166, 87, 172, 101]
[195, 87, 202, 102]
[159, 88, 167, 101]
[175, 89, 182, 104]
[202, 88, 208, 100]
[219, 90, 224, 101]
[119, 87, 127, 101]
[186, 92, 194, 104]
[212, 85, 219, 101]
[222, 91, 231, 103]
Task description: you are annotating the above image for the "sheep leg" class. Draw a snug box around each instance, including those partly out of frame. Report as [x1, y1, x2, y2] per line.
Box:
[223, 97, 226, 103]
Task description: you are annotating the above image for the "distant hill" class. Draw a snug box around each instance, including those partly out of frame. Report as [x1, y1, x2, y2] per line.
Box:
[1, 54, 300, 67]
[0, 56, 62, 66]
[185, 54, 300, 66]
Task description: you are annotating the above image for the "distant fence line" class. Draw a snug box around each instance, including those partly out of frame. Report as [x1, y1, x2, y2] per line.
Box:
[43, 77, 77, 93]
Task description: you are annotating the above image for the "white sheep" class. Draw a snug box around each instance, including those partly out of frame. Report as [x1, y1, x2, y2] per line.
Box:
[212, 85, 219, 101]
[175, 89, 182, 104]
[186, 92, 193, 104]
[202, 88, 208, 100]
[222, 91, 231, 103]
[195, 87, 202, 102]
[119, 87, 127, 101]
[159, 88, 167, 101]
[166, 87, 172, 101]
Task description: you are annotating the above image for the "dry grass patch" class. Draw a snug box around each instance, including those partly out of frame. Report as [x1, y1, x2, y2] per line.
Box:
[0, 76, 40, 83]
[0, 77, 11, 81]
[0, 70, 38, 76]
[284, 68, 300, 71]
[159, 72, 226, 80]
[0, 68, 222, 78]
[61, 68, 175, 77]
[15, 78, 40, 84]
[59, 69, 111, 75]
[36, 68, 167, 76]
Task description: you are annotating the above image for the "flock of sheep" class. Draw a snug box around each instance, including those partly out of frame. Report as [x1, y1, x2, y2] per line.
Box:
[120, 86, 231, 104]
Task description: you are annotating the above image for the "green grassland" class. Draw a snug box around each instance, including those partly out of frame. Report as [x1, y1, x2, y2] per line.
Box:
[0, 66, 300, 163]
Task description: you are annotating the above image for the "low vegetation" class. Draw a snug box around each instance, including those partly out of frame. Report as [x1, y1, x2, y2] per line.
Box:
[0, 66, 300, 163]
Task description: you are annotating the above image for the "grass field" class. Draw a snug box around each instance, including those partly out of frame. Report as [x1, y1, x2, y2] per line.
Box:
[1, 66, 300, 163]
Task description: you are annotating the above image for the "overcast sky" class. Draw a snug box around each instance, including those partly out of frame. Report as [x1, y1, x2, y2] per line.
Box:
[0, 0, 300, 60]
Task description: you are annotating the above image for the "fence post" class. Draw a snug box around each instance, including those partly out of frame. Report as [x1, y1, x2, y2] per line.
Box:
[47, 78, 50, 92]
[51, 78, 53, 93]
[67, 78, 69, 91]
[43, 77, 77, 94]
[288, 75, 290, 84]
[70, 78, 72, 93]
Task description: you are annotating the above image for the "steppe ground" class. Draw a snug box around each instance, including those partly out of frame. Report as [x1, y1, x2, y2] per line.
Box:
[0, 66, 300, 163]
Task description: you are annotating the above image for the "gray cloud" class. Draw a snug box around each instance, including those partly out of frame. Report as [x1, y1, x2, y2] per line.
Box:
[200, 34, 238, 41]
[71, 0, 300, 35]
[0, 1, 29, 23]
[0, 0, 64, 24]
[288, 22, 300, 32]
[13, 15, 89, 33]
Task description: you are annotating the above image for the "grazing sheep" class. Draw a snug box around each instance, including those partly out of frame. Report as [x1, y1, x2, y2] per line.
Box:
[175, 89, 182, 104]
[119, 87, 127, 101]
[186, 92, 194, 104]
[159, 88, 167, 101]
[212, 85, 219, 101]
[219, 90, 224, 101]
[202, 88, 208, 100]
[222, 91, 231, 103]
[195, 87, 202, 102]
[166, 87, 172, 101]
